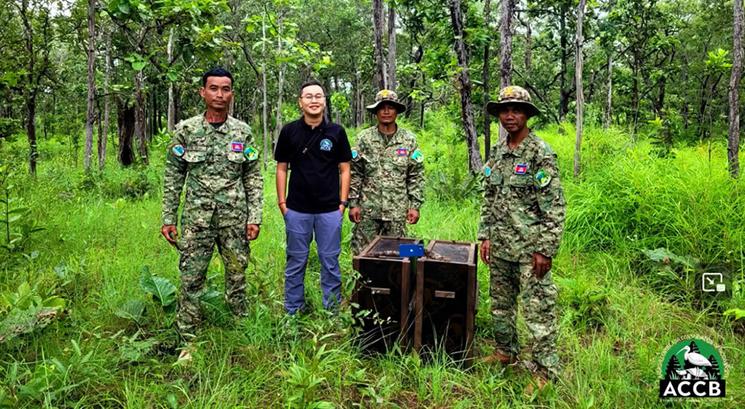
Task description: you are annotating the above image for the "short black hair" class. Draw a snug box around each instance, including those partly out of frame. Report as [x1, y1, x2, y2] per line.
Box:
[202, 67, 233, 87]
[298, 79, 325, 96]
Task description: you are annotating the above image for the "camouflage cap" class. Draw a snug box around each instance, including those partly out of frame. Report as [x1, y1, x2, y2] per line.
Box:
[366, 89, 407, 113]
[486, 85, 541, 117]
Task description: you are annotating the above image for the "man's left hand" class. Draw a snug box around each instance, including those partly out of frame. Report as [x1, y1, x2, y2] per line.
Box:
[532, 252, 552, 279]
[246, 224, 261, 241]
[406, 208, 420, 224]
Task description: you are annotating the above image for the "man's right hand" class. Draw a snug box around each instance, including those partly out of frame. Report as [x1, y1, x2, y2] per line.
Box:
[349, 207, 361, 223]
[279, 203, 288, 216]
[479, 239, 491, 264]
[161, 224, 178, 246]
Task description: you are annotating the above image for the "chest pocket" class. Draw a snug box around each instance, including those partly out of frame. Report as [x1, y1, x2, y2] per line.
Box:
[227, 151, 246, 163]
[488, 172, 504, 186]
[183, 149, 207, 164]
[508, 174, 533, 189]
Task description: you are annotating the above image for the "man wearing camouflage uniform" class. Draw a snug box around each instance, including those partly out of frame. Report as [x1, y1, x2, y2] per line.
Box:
[478, 86, 565, 389]
[349, 90, 425, 254]
[161, 68, 263, 350]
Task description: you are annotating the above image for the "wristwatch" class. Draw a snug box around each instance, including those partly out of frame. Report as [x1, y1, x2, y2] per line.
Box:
[340, 200, 349, 207]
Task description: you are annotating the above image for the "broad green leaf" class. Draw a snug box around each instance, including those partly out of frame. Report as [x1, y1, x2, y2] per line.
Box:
[139, 268, 177, 308]
[115, 299, 146, 323]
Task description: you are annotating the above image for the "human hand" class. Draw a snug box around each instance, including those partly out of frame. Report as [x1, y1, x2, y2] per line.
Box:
[479, 240, 491, 264]
[406, 208, 420, 224]
[532, 252, 552, 279]
[349, 207, 361, 223]
[246, 224, 261, 241]
[161, 224, 178, 246]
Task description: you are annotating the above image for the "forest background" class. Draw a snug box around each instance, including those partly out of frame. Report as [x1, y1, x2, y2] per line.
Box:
[1, 0, 745, 407]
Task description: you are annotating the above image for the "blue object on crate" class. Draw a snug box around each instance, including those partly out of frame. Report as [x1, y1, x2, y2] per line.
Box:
[399, 244, 424, 258]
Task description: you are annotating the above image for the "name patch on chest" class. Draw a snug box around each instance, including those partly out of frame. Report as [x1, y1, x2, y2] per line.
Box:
[514, 162, 528, 175]
[231, 142, 244, 152]
[396, 147, 409, 157]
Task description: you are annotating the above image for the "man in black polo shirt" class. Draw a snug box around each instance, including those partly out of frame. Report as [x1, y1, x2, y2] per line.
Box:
[275, 80, 352, 314]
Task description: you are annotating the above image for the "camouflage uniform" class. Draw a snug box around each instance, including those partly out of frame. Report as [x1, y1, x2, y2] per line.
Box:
[162, 115, 263, 337]
[477, 131, 565, 378]
[349, 125, 425, 254]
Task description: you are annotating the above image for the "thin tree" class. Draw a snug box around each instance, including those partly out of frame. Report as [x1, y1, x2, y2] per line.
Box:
[499, 0, 514, 142]
[14, 0, 53, 176]
[273, 11, 286, 149]
[99, 28, 111, 170]
[574, 0, 586, 178]
[133, 70, 148, 164]
[167, 27, 176, 132]
[482, 0, 493, 159]
[261, 13, 269, 169]
[387, 3, 397, 90]
[448, 0, 482, 172]
[728, 0, 743, 178]
[373, 0, 387, 89]
[84, 0, 96, 172]
[604, 52, 612, 129]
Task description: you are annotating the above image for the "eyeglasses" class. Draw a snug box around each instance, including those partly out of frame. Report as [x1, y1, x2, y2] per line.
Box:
[301, 94, 325, 101]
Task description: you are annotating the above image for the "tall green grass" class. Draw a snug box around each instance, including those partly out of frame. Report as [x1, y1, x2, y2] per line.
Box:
[0, 113, 743, 407]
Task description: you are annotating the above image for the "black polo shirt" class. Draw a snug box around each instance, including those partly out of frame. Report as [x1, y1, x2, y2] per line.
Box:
[275, 117, 352, 213]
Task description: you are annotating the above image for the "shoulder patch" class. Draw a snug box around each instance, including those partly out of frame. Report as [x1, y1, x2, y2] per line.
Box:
[171, 144, 185, 157]
[410, 149, 424, 163]
[483, 166, 492, 177]
[351, 148, 359, 160]
[535, 169, 552, 188]
[244, 146, 259, 161]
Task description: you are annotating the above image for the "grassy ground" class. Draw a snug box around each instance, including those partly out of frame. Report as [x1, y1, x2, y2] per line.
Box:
[0, 113, 744, 408]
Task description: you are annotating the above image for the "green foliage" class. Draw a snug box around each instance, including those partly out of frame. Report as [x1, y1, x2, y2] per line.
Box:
[0, 165, 44, 253]
[0, 118, 20, 140]
[0, 282, 65, 344]
[557, 277, 610, 330]
[139, 266, 177, 310]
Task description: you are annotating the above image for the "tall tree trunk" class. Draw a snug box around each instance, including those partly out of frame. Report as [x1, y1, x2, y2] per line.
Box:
[558, 10, 570, 121]
[261, 14, 269, 169]
[99, 29, 111, 170]
[274, 14, 285, 147]
[18, 0, 38, 176]
[604, 53, 612, 129]
[134, 71, 149, 165]
[574, 0, 586, 178]
[729, 0, 744, 178]
[387, 4, 397, 90]
[117, 100, 136, 166]
[372, 0, 387, 89]
[482, 0, 492, 159]
[448, 0, 482, 172]
[167, 28, 176, 132]
[499, 0, 513, 142]
[84, 0, 96, 172]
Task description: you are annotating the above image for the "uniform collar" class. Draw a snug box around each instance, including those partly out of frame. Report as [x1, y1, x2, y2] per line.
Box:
[499, 130, 534, 157]
[376, 124, 403, 145]
[201, 114, 233, 134]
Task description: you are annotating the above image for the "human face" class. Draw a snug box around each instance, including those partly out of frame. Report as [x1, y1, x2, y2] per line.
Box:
[199, 76, 233, 112]
[298, 85, 326, 117]
[375, 103, 398, 125]
[498, 104, 529, 134]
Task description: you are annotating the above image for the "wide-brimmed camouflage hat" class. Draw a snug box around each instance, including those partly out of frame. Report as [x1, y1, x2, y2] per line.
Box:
[366, 89, 407, 113]
[486, 85, 541, 117]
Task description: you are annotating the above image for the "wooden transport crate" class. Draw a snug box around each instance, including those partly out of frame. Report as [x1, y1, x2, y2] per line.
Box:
[351, 236, 420, 353]
[414, 240, 478, 365]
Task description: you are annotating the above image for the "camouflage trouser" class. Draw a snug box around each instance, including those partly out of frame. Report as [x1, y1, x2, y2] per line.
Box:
[489, 255, 559, 378]
[177, 224, 250, 338]
[350, 218, 407, 255]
